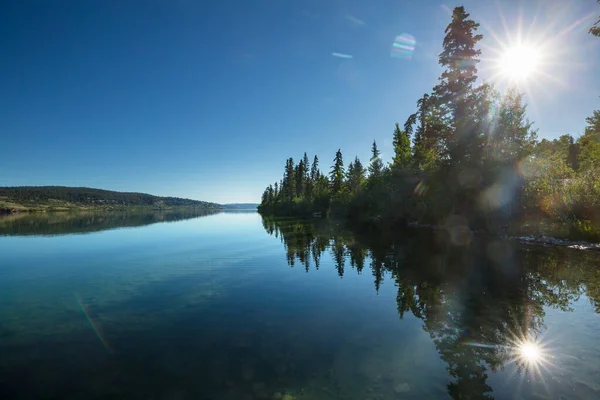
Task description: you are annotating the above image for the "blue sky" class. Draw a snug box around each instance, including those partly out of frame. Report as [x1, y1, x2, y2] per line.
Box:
[1, 0, 599, 203]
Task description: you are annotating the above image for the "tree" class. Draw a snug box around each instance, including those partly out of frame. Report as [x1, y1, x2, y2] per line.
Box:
[591, 1, 600, 37]
[303, 152, 311, 183]
[391, 122, 412, 169]
[488, 88, 537, 166]
[310, 155, 320, 182]
[578, 110, 600, 170]
[347, 156, 366, 192]
[368, 140, 384, 177]
[412, 94, 444, 170]
[295, 159, 305, 198]
[434, 6, 483, 165]
[282, 158, 296, 199]
[330, 149, 345, 195]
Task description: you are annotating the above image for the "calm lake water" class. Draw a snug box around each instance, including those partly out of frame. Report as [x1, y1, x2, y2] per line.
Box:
[1, 211, 599, 399]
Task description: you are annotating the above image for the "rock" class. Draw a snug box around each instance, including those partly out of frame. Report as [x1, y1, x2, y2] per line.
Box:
[272, 392, 283, 400]
[241, 366, 254, 382]
[282, 395, 296, 400]
[275, 363, 287, 375]
[393, 383, 410, 394]
[253, 382, 266, 392]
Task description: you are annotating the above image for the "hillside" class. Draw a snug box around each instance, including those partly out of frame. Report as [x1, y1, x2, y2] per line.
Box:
[0, 186, 222, 213]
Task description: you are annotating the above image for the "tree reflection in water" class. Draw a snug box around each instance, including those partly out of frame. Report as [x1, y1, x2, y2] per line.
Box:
[261, 216, 600, 400]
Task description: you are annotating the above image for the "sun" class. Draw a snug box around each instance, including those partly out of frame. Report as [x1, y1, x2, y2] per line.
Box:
[497, 44, 541, 81]
[518, 341, 541, 363]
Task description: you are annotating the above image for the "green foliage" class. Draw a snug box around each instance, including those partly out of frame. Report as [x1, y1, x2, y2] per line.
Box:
[391, 123, 412, 169]
[330, 149, 345, 195]
[259, 6, 600, 240]
[368, 141, 384, 177]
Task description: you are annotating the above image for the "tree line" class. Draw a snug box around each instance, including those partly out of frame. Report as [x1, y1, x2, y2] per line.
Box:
[0, 186, 222, 210]
[259, 6, 600, 240]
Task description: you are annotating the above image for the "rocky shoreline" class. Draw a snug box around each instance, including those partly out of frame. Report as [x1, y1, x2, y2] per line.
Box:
[407, 221, 600, 251]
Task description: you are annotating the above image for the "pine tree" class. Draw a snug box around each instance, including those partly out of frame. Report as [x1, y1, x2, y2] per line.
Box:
[330, 149, 345, 194]
[283, 158, 296, 199]
[310, 155, 320, 183]
[303, 152, 310, 183]
[368, 141, 383, 177]
[434, 6, 483, 165]
[591, 1, 600, 37]
[295, 160, 305, 198]
[347, 156, 365, 191]
[391, 123, 412, 169]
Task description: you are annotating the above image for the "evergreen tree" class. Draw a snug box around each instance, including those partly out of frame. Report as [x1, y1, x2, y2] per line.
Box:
[391, 123, 412, 169]
[303, 152, 310, 183]
[283, 158, 296, 199]
[273, 182, 279, 201]
[347, 156, 365, 192]
[434, 6, 483, 165]
[368, 141, 383, 177]
[330, 149, 345, 194]
[295, 160, 305, 198]
[412, 94, 444, 170]
[310, 155, 320, 182]
[591, 1, 600, 37]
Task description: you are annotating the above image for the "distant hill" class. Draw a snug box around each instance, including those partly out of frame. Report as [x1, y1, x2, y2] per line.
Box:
[0, 186, 222, 213]
[222, 203, 259, 209]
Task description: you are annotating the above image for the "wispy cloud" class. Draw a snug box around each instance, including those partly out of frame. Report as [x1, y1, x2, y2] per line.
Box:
[344, 14, 365, 27]
[332, 52, 353, 59]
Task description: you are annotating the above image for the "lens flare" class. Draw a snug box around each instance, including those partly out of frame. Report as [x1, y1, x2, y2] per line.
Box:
[519, 341, 541, 362]
[391, 33, 416, 60]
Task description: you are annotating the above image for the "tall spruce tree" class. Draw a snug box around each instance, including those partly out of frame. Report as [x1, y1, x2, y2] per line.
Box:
[295, 159, 305, 198]
[368, 140, 383, 177]
[391, 123, 412, 169]
[434, 6, 483, 166]
[283, 158, 296, 199]
[330, 149, 345, 195]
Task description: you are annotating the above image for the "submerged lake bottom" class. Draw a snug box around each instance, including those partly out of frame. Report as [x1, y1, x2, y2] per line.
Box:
[0, 211, 599, 399]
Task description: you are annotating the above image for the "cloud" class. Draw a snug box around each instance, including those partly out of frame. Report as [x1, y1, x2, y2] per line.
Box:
[344, 14, 365, 27]
[332, 52, 353, 59]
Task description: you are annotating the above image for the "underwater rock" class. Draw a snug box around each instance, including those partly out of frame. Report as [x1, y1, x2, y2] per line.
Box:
[281, 394, 296, 400]
[272, 392, 283, 400]
[241, 366, 254, 381]
[393, 382, 410, 394]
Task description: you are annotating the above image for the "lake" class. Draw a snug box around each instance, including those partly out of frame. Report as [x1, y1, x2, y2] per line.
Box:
[1, 211, 599, 399]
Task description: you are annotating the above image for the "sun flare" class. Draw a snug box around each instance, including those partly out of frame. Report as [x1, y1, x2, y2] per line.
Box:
[498, 45, 540, 80]
[519, 341, 541, 363]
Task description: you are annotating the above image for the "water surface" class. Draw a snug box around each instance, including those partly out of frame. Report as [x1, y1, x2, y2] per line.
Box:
[1, 212, 599, 399]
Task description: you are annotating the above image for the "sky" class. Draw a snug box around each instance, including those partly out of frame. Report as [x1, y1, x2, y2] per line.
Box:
[1, 0, 599, 203]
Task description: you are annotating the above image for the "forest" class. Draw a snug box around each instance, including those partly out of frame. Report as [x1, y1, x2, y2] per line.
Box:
[259, 6, 600, 241]
[0, 186, 222, 213]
